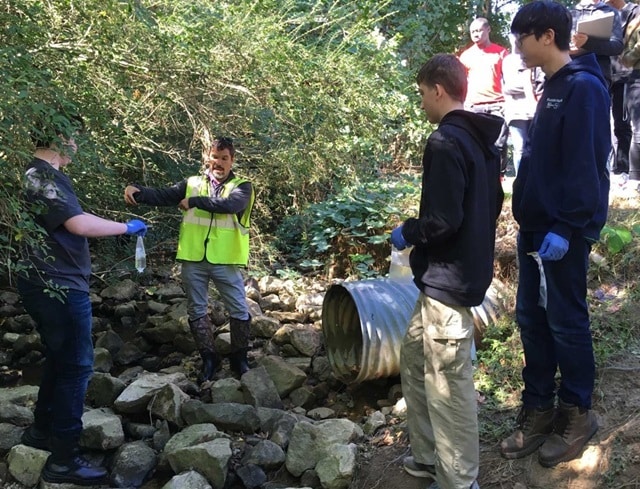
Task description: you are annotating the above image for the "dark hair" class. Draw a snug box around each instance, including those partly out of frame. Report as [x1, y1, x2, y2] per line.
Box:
[211, 136, 235, 158]
[416, 54, 468, 103]
[511, 1, 572, 51]
[30, 107, 84, 149]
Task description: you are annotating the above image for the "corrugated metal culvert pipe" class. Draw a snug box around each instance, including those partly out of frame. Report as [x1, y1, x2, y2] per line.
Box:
[321, 278, 505, 384]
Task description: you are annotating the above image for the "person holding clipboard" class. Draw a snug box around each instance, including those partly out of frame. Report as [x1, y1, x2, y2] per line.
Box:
[570, 0, 623, 86]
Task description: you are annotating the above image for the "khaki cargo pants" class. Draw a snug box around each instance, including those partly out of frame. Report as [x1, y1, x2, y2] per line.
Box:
[400, 293, 479, 489]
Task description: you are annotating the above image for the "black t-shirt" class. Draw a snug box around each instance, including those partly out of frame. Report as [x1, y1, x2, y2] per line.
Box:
[20, 158, 91, 292]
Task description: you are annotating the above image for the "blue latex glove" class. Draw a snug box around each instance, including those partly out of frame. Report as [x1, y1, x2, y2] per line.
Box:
[538, 232, 569, 261]
[125, 219, 147, 237]
[390, 225, 408, 250]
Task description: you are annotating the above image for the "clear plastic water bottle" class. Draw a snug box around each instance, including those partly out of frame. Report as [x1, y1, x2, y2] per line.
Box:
[135, 235, 146, 273]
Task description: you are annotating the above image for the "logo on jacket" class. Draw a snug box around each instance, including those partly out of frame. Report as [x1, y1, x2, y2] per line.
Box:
[546, 98, 562, 110]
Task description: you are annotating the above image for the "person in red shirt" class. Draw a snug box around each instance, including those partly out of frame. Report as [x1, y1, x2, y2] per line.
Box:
[460, 18, 510, 175]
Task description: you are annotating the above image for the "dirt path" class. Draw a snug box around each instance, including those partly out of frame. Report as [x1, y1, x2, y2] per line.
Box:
[351, 349, 640, 489]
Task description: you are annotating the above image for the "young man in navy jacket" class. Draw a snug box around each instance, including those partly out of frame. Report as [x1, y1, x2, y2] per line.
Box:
[501, 0, 610, 467]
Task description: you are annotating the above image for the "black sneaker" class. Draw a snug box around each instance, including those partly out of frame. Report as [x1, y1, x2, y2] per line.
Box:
[42, 453, 109, 486]
[402, 456, 436, 478]
[21, 425, 51, 451]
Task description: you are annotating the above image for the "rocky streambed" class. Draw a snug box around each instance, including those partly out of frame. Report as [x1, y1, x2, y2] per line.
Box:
[0, 270, 408, 489]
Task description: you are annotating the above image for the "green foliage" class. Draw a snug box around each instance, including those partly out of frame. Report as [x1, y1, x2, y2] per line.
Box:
[275, 173, 420, 278]
[1, 0, 528, 281]
[600, 224, 638, 254]
[475, 315, 523, 407]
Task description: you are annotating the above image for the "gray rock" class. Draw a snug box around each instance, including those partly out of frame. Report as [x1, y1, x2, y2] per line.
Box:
[289, 327, 322, 357]
[117, 366, 145, 384]
[147, 300, 170, 315]
[0, 402, 33, 426]
[210, 378, 244, 404]
[258, 276, 286, 295]
[86, 373, 127, 408]
[95, 330, 124, 356]
[285, 419, 363, 477]
[148, 383, 190, 428]
[143, 319, 188, 344]
[181, 401, 261, 433]
[0, 386, 38, 405]
[110, 440, 157, 488]
[114, 342, 145, 366]
[12, 333, 42, 356]
[363, 410, 386, 435]
[241, 439, 286, 470]
[163, 423, 227, 456]
[101, 279, 138, 301]
[80, 408, 125, 450]
[261, 294, 284, 311]
[153, 419, 172, 452]
[124, 422, 157, 440]
[113, 301, 137, 318]
[7, 444, 48, 487]
[289, 386, 316, 409]
[311, 356, 333, 381]
[307, 407, 335, 420]
[166, 438, 232, 489]
[315, 443, 358, 489]
[270, 416, 297, 449]
[257, 356, 307, 398]
[0, 423, 25, 454]
[152, 284, 185, 300]
[241, 367, 284, 409]
[93, 347, 113, 374]
[114, 372, 190, 414]
[251, 315, 281, 338]
[236, 463, 267, 489]
[161, 470, 212, 489]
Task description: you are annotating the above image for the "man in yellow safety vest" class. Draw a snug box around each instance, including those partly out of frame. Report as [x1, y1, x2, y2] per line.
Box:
[124, 136, 255, 380]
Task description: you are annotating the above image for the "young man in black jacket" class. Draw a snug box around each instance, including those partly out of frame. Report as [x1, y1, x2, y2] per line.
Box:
[390, 53, 504, 489]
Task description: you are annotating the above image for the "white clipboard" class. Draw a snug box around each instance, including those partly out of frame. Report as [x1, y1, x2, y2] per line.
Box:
[576, 11, 614, 39]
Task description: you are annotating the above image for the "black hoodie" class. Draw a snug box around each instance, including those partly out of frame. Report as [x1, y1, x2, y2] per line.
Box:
[402, 110, 504, 307]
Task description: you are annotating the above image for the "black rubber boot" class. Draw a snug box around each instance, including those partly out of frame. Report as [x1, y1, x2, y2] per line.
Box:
[42, 437, 109, 486]
[188, 316, 220, 381]
[21, 425, 51, 451]
[229, 316, 252, 376]
[200, 349, 221, 381]
[229, 348, 250, 376]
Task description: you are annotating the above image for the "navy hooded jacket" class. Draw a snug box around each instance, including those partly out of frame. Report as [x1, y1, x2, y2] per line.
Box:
[512, 53, 610, 242]
[402, 110, 504, 307]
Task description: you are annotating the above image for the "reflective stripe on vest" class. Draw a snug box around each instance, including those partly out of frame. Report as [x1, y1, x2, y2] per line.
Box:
[175, 175, 254, 265]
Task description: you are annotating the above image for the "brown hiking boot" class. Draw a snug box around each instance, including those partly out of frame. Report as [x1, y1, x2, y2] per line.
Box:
[500, 405, 555, 459]
[538, 400, 598, 467]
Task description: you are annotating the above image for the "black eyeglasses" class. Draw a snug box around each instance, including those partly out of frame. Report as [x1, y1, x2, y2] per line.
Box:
[515, 32, 535, 48]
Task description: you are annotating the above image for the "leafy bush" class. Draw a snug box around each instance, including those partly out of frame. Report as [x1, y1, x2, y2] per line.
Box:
[275, 173, 420, 278]
[1, 0, 513, 282]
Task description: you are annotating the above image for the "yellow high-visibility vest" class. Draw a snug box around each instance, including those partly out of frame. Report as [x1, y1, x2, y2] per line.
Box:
[176, 175, 254, 265]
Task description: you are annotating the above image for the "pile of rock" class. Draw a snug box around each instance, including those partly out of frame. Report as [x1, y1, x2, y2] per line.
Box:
[0, 273, 404, 489]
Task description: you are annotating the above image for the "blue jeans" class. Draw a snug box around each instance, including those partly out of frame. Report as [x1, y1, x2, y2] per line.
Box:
[180, 261, 249, 321]
[516, 232, 594, 409]
[17, 279, 94, 440]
